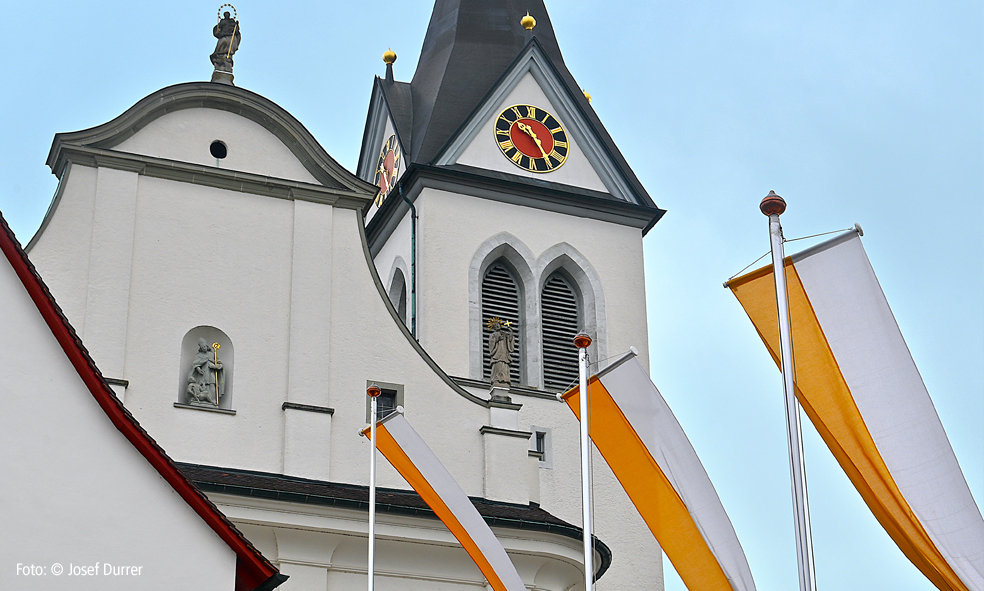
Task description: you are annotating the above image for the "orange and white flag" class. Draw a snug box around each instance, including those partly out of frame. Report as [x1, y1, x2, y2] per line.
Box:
[562, 353, 757, 591]
[729, 230, 984, 591]
[361, 413, 526, 591]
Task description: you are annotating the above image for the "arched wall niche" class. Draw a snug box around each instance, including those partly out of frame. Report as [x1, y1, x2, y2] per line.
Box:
[178, 326, 235, 410]
[387, 257, 410, 325]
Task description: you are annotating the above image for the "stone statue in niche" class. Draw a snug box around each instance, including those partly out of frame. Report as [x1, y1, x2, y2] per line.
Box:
[210, 6, 241, 84]
[488, 317, 515, 389]
[187, 338, 225, 406]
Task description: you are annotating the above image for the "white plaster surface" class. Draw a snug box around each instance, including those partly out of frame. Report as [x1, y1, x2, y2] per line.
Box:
[283, 407, 333, 481]
[372, 207, 414, 328]
[482, 430, 532, 505]
[115, 108, 320, 184]
[0, 249, 237, 590]
[456, 72, 609, 193]
[27, 164, 97, 336]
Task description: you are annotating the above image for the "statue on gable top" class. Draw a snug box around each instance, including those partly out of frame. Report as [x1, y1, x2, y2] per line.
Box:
[210, 5, 241, 84]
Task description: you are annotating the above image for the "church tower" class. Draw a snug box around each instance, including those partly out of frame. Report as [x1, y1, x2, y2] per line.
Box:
[358, 0, 664, 395]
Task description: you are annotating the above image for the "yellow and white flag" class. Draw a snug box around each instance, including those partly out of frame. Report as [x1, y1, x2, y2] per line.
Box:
[361, 413, 526, 591]
[562, 354, 757, 591]
[729, 230, 984, 591]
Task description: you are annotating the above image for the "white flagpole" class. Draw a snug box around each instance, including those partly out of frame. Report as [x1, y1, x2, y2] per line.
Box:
[367, 384, 381, 591]
[761, 192, 817, 591]
[574, 332, 594, 591]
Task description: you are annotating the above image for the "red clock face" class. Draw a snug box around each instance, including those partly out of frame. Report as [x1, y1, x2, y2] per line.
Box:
[495, 105, 569, 173]
[509, 118, 554, 158]
[374, 135, 401, 207]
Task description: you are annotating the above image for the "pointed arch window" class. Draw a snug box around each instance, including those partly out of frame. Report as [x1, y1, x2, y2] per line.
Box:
[541, 273, 580, 391]
[481, 262, 522, 385]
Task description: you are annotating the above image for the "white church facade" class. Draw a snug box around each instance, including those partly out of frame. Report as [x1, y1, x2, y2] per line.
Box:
[10, 1, 668, 590]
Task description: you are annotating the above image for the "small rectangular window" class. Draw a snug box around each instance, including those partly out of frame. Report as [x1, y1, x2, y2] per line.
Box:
[529, 427, 552, 468]
[365, 381, 405, 423]
[376, 389, 397, 420]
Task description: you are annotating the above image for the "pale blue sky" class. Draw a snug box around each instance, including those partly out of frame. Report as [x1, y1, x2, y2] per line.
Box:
[0, 2, 980, 590]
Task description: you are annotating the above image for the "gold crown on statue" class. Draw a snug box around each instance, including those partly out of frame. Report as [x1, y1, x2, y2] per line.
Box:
[486, 317, 513, 330]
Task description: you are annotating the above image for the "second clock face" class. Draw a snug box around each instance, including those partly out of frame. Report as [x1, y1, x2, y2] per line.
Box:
[374, 134, 401, 207]
[494, 105, 569, 173]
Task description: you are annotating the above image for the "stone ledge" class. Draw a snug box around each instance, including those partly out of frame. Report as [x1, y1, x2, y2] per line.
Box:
[282, 402, 334, 415]
[174, 402, 236, 415]
[479, 425, 532, 439]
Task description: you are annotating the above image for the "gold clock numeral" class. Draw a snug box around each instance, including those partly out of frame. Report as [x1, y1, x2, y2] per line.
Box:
[549, 126, 563, 134]
[511, 106, 523, 119]
[510, 150, 523, 164]
[526, 106, 536, 119]
[496, 128, 510, 137]
[548, 150, 563, 162]
[499, 140, 514, 151]
[553, 140, 568, 149]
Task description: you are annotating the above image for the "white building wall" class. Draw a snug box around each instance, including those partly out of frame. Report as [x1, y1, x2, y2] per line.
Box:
[0, 250, 237, 591]
[28, 164, 98, 336]
[372, 207, 414, 330]
[115, 108, 320, 184]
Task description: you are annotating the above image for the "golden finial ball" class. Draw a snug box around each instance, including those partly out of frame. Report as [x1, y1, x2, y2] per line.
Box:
[521, 12, 536, 30]
[583, 90, 592, 103]
[382, 49, 397, 65]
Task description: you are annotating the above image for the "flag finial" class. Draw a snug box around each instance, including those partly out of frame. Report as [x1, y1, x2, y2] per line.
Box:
[760, 190, 786, 216]
[573, 332, 592, 349]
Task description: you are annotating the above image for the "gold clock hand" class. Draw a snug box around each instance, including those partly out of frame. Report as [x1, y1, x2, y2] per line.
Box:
[516, 122, 550, 158]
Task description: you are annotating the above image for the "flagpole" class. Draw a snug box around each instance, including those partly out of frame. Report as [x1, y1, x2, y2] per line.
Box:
[761, 192, 817, 591]
[367, 384, 381, 591]
[574, 332, 594, 591]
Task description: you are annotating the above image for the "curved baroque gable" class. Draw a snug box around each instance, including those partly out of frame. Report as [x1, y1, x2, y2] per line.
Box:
[46, 82, 376, 196]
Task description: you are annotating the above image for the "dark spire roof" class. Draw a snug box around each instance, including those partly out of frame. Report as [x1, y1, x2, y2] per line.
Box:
[407, 0, 563, 164]
[368, 0, 662, 216]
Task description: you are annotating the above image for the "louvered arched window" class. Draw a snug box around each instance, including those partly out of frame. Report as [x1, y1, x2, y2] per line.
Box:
[482, 262, 522, 384]
[541, 273, 580, 391]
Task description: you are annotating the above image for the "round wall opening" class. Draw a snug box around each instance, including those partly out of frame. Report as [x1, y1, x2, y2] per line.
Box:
[210, 141, 228, 159]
